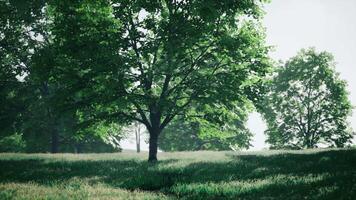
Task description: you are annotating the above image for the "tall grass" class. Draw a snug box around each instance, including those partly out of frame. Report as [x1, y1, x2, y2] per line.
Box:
[0, 148, 355, 199]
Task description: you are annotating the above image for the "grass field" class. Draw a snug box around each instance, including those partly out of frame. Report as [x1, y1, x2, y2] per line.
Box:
[0, 148, 356, 200]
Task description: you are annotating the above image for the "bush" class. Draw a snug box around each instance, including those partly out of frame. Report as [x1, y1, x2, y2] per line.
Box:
[0, 134, 26, 152]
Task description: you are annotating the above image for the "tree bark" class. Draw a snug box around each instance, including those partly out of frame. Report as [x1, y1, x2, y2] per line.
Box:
[136, 134, 140, 153]
[148, 129, 159, 162]
[135, 123, 141, 153]
[305, 135, 315, 149]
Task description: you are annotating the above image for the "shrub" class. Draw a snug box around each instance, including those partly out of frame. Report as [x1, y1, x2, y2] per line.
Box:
[0, 134, 26, 152]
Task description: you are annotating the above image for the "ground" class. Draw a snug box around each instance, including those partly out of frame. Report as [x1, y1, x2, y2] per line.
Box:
[0, 148, 356, 200]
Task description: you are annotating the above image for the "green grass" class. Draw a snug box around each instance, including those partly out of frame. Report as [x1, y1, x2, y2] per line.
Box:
[1, 148, 356, 199]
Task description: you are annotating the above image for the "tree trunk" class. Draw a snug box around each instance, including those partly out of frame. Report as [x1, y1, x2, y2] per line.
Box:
[306, 143, 312, 149]
[305, 137, 315, 149]
[136, 136, 140, 153]
[148, 129, 159, 162]
[135, 123, 140, 153]
[51, 129, 59, 153]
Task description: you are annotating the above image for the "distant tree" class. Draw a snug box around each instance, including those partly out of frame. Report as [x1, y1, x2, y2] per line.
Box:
[159, 103, 253, 151]
[260, 48, 353, 149]
[134, 122, 142, 153]
[70, 121, 123, 153]
[123, 121, 146, 153]
[47, 0, 271, 161]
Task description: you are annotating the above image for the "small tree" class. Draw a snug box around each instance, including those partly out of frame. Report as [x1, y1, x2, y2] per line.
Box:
[133, 121, 143, 153]
[261, 48, 353, 149]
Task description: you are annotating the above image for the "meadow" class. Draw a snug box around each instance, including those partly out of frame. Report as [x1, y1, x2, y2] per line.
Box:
[0, 148, 356, 200]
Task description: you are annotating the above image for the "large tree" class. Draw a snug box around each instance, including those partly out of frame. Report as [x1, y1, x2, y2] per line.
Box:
[47, 0, 270, 161]
[260, 48, 353, 149]
[1, 0, 126, 153]
[0, 0, 45, 138]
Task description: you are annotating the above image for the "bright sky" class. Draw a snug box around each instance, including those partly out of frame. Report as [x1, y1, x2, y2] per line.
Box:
[121, 0, 356, 151]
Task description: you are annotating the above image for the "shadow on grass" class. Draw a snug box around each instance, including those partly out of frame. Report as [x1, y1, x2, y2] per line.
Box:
[1, 149, 356, 199]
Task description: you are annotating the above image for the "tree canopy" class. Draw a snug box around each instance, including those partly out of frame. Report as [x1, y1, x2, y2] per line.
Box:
[0, 0, 124, 153]
[0, 0, 45, 137]
[45, 0, 270, 161]
[260, 48, 353, 149]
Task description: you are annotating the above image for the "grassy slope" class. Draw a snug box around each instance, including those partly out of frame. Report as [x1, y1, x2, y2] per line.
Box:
[0, 148, 356, 200]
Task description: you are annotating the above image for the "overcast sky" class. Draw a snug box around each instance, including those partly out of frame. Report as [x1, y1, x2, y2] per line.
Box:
[121, 0, 356, 151]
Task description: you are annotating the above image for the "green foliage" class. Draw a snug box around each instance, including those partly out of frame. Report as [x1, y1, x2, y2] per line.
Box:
[3, 0, 271, 159]
[0, 0, 126, 153]
[0, 134, 26, 152]
[0, 74, 24, 137]
[0, 0, 44, 138]
[159, 102, 253, 151]
[0, 149, 356, 199]
[159, 117, 202, 151]
[43, 0, 271, 160]
[260, 48, 353, 149]
[72, 121, 123, 153]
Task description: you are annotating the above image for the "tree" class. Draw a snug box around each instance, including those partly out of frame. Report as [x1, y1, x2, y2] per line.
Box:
[260, 48, 353, 149]
[159, 103, 253, 151]
[134, 122, 142, 153]
[159, 117, 253, 151]
[46, 0, 270, 161]
[0, 0, 44, 138]
[0, 0, 65, 152]
[26, 46, 67, 153]
[1, 1, 126, 153]
[121, 122, 147, 153]
[70, 121, 123, 153]
[125, 121, 145, 153]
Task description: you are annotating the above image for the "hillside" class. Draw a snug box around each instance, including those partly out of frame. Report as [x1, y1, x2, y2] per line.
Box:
[1, 149, 356, 199]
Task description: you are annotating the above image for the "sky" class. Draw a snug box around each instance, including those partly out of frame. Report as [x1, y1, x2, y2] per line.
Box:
[121, 0, 356, 151]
